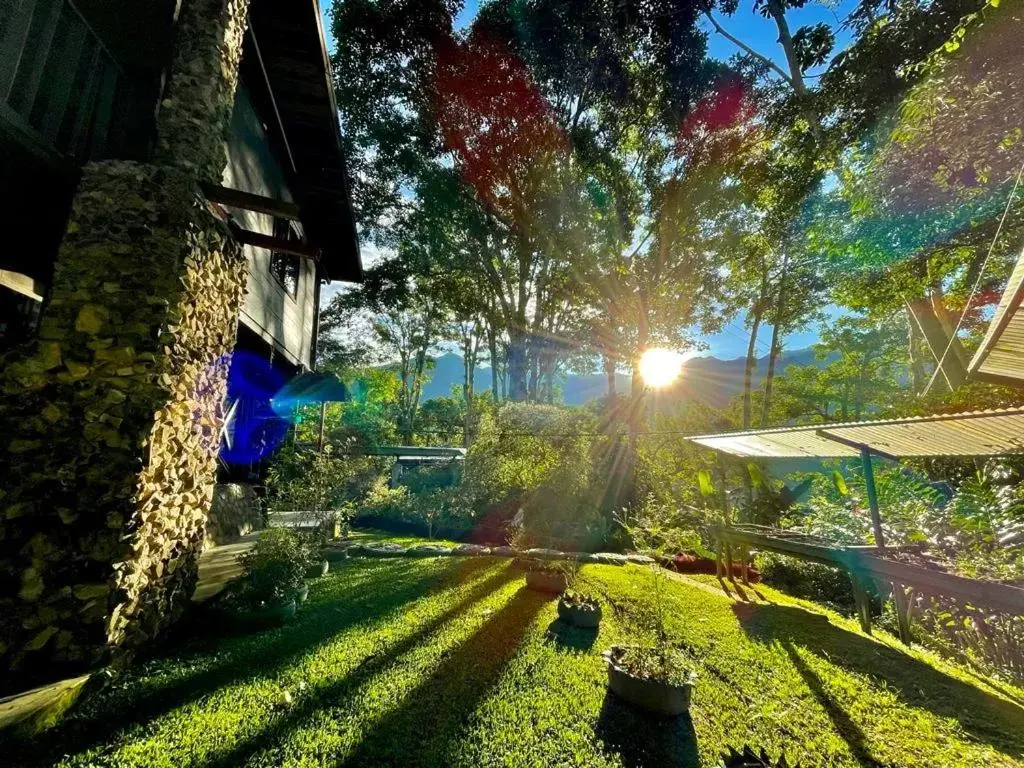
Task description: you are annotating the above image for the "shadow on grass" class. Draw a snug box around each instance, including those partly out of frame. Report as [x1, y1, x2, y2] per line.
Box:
[545, 618, 598, 652]
[733, 602, 1024, 758]
[594, 690, 699, 768]
[782, 642, 881, 766]
[7, 558, 496, 767]
[340, 587, 548, 767]
[199, 566, 524, 768]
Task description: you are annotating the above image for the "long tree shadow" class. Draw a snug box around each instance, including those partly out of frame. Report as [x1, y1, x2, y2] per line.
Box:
[732, 602, 1024, 758]
[338, 587, 548, 767]
[199, 566, 525, 768]
[782, 642, 881, 766]
[594, 690, 699, 768]
[8, 558, 497, 767]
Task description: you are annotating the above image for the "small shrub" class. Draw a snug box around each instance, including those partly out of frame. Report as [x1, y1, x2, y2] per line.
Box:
[239, 528, 307, 603]
[756, 553, 854, 612]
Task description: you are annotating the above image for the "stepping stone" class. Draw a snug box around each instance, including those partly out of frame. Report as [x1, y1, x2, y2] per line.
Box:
[360, 543, 408, 557]
[452, 544, 489, 556]
[588, 553, 630, 565]
[626, 554, 656, 565]
[525, 548, 565, 561]
[491, 546, 515, 557]
[407, 545, 453, 557]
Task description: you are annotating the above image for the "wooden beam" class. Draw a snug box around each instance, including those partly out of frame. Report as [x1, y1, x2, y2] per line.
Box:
[203, 184, 301, 220]
[232, 227, 320, 260]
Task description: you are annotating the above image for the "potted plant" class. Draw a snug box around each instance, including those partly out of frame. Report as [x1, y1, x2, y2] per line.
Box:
[524, 558, 569, 593]
[603, 505, 699, 715]
[236, 527, 306, 623]
[557, 589, 602, 628]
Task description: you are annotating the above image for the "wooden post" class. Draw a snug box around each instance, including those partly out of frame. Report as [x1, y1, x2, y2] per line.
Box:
[317, 401, 327, 452]
[892, 582, 914, 646]
[851, 574, 873, 635]
[861, 447, 885, 549]
[741, 546, 750, 585]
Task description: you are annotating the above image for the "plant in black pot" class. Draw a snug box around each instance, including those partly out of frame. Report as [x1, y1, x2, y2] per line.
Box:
[557, 589, 602, 628]
[603, 506, 699, 716]
[236, 527, 306, 623]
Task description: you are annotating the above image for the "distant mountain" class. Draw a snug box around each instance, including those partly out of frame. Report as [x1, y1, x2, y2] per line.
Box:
[420, 348, 826, 408]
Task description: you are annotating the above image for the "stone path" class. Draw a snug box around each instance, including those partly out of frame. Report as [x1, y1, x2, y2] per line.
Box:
[192, 532, 260, 603]
[329, 540, 656, 566]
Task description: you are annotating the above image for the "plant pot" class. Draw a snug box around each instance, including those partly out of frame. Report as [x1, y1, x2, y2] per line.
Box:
[557, 597, 601, 628]
[525, 569, 568, 593]
[603, 646, 695, 716]
[246, 598, 297, 627]
[307, 559, 330, 578]
[295, 585, 310, 604]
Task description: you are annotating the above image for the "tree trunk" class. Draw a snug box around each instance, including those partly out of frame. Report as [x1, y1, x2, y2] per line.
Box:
[743, 269, 769, 429]
[905, 297, 967, 391]
[605, 355, 617, 399]
[507, 333, 528, 402]
[760, 322, 782, 427]
[765, 0, 822, 141]
[487, 324, 500, 404]
[743, 310, 763, 429]
[906, 308, 926, 393]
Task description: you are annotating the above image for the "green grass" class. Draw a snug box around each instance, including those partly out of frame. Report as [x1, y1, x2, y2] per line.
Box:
[345, 528, 460, 548]
[5, 557, 1024, 767]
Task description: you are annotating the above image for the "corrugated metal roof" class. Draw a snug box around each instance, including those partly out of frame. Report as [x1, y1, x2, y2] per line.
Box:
[687, 407, 1024, 458]
[970, 245, 1024, 387]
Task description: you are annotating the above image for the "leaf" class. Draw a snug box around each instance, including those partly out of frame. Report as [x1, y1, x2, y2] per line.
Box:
[747, 462, 766, 489]
[832, 470, 850, 497]
[698, 470, 716, 498]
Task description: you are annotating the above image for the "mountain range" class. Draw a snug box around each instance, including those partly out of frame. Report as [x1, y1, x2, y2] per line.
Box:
[420, 347, 822, 408]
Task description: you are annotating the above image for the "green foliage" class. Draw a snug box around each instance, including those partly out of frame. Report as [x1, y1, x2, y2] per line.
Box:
[756, 553, 856, 611]
[265, 444, 375, 540]
[238, 528, 307, 602]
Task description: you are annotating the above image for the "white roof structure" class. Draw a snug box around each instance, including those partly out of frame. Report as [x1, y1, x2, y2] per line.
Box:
[970, 245, 1024, 387]
[687, 407, 1024, 459]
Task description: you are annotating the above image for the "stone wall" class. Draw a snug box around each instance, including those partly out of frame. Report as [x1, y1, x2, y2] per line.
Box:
[0, 0, 251, 689]
[0, 163, 247, 683]
[206, 483, 263, 547]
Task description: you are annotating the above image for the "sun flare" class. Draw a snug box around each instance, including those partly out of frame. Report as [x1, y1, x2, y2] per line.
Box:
[638, 347, 687, 389]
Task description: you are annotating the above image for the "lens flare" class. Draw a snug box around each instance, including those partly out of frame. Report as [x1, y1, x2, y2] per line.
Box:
[638, 348, 685, 389]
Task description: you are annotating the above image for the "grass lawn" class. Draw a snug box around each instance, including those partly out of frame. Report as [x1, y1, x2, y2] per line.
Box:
[5, 554, 1024, 767]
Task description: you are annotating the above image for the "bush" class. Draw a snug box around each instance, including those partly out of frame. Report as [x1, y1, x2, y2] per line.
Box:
[355, 478, 475, 540]
[756, 553, 855, 612]
[238, 528, 307, 603]
[463, 403, 610, 550]
[265, 442, 379, 539]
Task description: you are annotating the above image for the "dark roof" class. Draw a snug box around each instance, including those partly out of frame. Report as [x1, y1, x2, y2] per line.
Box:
[247, 0, 361, 283]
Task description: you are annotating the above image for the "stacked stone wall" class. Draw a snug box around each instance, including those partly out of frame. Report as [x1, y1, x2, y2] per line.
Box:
[0, 0, 251, 689]
[206, 483, 263, 547]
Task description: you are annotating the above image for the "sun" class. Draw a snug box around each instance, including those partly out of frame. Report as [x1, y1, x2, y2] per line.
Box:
[638, 347, 686, 389]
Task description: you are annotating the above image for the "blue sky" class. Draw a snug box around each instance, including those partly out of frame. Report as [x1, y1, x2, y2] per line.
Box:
[325, 0, 860, 359]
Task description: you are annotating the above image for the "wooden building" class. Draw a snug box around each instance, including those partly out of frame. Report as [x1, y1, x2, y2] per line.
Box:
[0, 0, 360, 689]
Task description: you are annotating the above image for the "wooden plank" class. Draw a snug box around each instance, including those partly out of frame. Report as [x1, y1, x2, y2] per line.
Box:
[37, 10, 86, 142]
[203, 183, 301, 220]
[0, 0, 36, 100]
[9, 0, 61, 114]
[712, 525, 1024, 616]
[232, 227, 320, 260]
[67, 42, 101, 156]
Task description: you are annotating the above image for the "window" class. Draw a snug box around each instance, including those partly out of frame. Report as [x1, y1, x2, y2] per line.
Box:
[268, 218, 300, 298]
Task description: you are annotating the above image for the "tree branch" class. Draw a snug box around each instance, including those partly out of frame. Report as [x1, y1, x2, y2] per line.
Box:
[703, 12, 794, 87]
